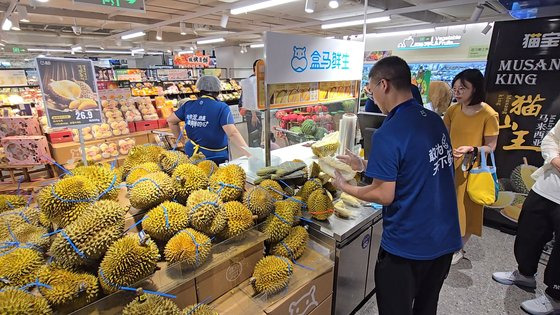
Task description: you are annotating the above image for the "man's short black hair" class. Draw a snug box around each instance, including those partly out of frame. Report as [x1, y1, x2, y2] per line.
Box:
[253, 59, 260, 71]
[368, 56, 411, 92]
[452, 69, 485, 106]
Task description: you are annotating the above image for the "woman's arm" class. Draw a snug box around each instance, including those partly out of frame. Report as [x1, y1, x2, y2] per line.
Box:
[222, 124, 250, 157]
[167, 113, 185, 143]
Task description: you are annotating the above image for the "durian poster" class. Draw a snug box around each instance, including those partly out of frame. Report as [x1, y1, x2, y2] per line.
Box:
[485, 17, 560, 178]
[36, 57, 103, 129]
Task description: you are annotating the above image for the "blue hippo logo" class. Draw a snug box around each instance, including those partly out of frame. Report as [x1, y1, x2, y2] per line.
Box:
[291, 46, 308, 73]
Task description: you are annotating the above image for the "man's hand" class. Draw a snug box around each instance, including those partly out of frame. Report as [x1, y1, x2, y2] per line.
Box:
[332, 170, 348, 192]
[251, 112, 259, 127]
[453, 146, 474, 158]
[551, 157, 560, 172]
[337, 149, 365, 172]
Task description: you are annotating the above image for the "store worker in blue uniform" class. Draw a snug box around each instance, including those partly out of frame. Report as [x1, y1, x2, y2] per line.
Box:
[364, 82, 424, 113]
[333, 56, 462, 315]
[167, 75, 249, 164]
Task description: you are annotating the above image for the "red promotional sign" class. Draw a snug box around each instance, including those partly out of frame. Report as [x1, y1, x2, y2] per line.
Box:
[173, 54, 211, 68]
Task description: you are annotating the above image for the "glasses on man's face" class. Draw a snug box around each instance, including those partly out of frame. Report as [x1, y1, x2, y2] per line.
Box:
[452, 86, 468, 95]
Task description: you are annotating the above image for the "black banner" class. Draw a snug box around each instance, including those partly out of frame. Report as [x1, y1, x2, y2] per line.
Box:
[485, 17, 560, 179]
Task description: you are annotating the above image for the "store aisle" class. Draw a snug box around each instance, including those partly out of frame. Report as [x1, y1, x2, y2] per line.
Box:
[356, 226, 547, 315]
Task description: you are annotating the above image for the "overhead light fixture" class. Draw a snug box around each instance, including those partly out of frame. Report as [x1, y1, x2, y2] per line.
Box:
[28, 48, 72, 53]
[240, 45, 247, 54]
[365, 28, 435, 37]
[328, 0, 339, 9]
[71, 44, 82, 52]
[321, 16, 390, 29]
[325, 36, 335, 39]
[72, 25, 82, 35]
[156, 28, 162, 40]
[180, 22, 187, 35]
[470, 3, 484, 22]
[121, 31, 145, 40]
[220, 14, 229, 28]
[0, 42, 4, 47]
[36, 0, 49, 2]
[481, 22, 492, 34]
[85, 50, 132, 54]
[1, 19, 12, 31]
[11, 19, 20, 31]
[131, 48, 145, 53]
[99, 45, 105, 50]
[178, 50, 193, 55]
[304, 0, 315, 13]
[250, 43, 264, 48]
[197, 38, 225, 45]
[17, 5, 29, 23]
[166, 49, 172, 53]
[231, 0, 300, 15]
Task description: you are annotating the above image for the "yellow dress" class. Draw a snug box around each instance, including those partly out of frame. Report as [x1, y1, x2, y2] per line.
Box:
[443, 103, 499, 236]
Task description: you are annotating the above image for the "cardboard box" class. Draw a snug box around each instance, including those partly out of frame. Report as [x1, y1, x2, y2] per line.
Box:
[309, 294, 332, 315]
[196, 234, 265, 304]
[211, 287, 265, 314]
[149, 261, 197, 309]
[1, 136, 51, 165]
[0, 116, 42, 137]
[135, 120, 159, 131]
[47, 130, 73, 144]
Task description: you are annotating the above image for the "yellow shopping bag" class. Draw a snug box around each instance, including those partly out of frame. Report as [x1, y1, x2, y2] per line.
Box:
[466, 148, 499, 206]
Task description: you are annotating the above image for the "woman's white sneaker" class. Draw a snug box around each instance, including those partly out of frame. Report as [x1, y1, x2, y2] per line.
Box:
[521, 293, 560, 315]
[451, 250, 464, 265]
[492, 270, 537, 289]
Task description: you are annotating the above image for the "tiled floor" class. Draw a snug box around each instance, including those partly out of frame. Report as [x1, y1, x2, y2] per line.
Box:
[355, 226, 547, 315]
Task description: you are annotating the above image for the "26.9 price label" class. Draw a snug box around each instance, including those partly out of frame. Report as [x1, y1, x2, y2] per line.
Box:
[75, 110, 94, 120]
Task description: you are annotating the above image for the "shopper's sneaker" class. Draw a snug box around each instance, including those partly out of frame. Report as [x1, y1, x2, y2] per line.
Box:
[492, 270, 537, 289]
[451, 250, 464, 265]
[521, 293, 560, 315]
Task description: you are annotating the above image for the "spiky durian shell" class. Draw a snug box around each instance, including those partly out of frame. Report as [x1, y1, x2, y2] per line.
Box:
[296, 178, 323, 203]
[197, 160, 218, 178]
[182, 303, 218, 315]
[0, 206, 41, 227]
[164, 228, 212, 267]
[122, 294, 181, 315]
[159, 150, 191, 174]
[0, 248, 44, 289]
[186, 190, 226, 235]
[270, 226, 308, 260]
[307, 189, 334, 221]
[173, 164, 209, 203]
[258, 180, 284, 201]
[220, 201, 254, 239]
[37, 264, 99, 312]
[244, 187, 274, 220]
[125, 162, 161, 185]
[261, 201, 294, 243]
[0, 194, 27, 213]
[209, 164, 246, 202]
[98, 233, 160, 294]
[49, 200, 125, 270]
[0, 221, 50, 253]
[71, 165, 121, 200]
[142, 201, 189, 241]
[122, 145, 165, 178]
[0, 287, 52, 314]
[250, 256, 293, 295]
[129, 171, 175, 210]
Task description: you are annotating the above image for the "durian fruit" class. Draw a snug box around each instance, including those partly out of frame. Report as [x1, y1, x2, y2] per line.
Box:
[37, 265, 99, 312]
[50, 200, 125, 270]
[0, 247, 44, 289]
[511, 158, 538, 194]
[0, 287, 52, 314]
[307, 189, 334, 221]
[250, 256, 293, 295]
[164, 228, 212, 267]
[0, 194, 27, 212]
[98, 233, 160, 294]
[73, 80, 96, 99]
[122, 294, 181, 315]
[0, 206, 41, 227]
[296, 178, 323, 202]
[259, 179, 284, 201]
[159, 150, 190, 174]
[318, 156, 356, 181]
[142, 201, 189, 241]
[277, 197, 304, 226]
[197, 160, 218, 178]
[220, 201, 255, 239]
[270, 226, 308, 260]
[71, 165, 121, 200]
[126, 162, 161, 185]
[186, 189, 226, 235]
[209, 164, 246, 202]
[311, 131, 339, 157]
[173, 164, 209, 203]
[0, 221, 50, 253]
[122, 145, 165, 178]
[182, 303, 218, 315]
[37, 175, 98, 227]
[261, 201, 294, 243]
[129, 171, 175, 210]
[188, 152, 206, 165]
[244, 187, 273, 220]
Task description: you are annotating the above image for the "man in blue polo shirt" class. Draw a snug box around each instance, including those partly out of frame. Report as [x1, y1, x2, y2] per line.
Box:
[334, 56, 461, 315]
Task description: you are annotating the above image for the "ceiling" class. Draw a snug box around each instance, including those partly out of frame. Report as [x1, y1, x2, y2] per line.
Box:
[0, 0, 511, 56]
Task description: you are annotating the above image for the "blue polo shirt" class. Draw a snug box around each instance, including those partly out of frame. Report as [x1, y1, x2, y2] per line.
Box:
[366, 98, 461, 260]
[174, 96, 234, 162]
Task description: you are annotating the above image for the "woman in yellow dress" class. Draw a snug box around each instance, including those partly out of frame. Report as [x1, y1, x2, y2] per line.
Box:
[443, 69, 499, 265]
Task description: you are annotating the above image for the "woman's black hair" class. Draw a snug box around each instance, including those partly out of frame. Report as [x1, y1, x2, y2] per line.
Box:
[452, 69, 486, 106]
[199, 90, 219, 98]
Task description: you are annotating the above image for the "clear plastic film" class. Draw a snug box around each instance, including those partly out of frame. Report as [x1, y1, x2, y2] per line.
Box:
[337, 113, 357, 155]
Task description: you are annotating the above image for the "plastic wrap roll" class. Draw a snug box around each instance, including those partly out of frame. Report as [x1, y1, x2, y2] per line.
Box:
[337, 113, 357, 155]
